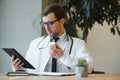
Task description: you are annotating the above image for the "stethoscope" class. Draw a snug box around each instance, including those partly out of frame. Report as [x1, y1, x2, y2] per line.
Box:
[39, 35, 73, 55]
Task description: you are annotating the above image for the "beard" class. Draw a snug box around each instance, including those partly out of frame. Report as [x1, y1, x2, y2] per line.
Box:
[48, 31, 59, 38]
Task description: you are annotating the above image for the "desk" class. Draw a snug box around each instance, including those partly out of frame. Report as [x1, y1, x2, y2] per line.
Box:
[0, 73, 120, 80]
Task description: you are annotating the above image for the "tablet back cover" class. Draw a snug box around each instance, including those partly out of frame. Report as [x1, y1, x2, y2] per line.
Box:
[2, 48, 35, 69]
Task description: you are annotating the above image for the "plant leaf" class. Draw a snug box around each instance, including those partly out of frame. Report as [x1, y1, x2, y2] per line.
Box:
[110, 27, 115, 35]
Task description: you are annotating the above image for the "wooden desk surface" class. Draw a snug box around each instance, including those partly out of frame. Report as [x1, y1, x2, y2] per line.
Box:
[0, 73, 120, 80]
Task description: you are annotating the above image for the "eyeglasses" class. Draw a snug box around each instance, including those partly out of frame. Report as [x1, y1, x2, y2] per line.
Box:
[40, 19, 58, 27]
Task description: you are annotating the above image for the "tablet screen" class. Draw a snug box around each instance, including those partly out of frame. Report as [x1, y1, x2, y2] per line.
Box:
[2, 48, 35, 69]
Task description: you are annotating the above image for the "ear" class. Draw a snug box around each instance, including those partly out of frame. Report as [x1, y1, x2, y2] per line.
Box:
[60, 18, 65, 24]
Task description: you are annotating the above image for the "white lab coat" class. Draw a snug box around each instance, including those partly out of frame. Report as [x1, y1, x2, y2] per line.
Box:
[23, 32, 94, 74]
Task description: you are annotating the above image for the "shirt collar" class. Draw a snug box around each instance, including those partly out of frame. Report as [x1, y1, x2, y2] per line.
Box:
[48, 31, 67, 42]
[59, 31, 67, 41]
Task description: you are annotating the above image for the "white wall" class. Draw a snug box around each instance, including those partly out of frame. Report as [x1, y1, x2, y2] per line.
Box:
[0, 0, 41, 72]
[86, 23, 120, 74]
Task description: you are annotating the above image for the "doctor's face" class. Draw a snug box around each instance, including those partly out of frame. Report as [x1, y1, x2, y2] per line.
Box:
[42, 12, 64, 37]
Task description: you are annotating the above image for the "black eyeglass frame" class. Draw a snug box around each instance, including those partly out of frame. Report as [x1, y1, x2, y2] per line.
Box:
[40, 19, 59, 27]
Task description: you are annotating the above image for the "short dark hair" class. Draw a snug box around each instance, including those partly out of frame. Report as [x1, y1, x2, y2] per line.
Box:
[41, 4, 65, 20]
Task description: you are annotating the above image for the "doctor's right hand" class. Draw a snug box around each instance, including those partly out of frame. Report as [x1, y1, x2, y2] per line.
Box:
[11, 55, 24, 70]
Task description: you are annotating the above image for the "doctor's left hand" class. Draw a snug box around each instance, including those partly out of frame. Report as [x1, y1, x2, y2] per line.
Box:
[49, 44, 64, 59]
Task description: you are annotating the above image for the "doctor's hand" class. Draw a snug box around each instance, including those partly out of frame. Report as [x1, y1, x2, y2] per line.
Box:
[49, 44, 64, 59]
[11, 55, 24, 70]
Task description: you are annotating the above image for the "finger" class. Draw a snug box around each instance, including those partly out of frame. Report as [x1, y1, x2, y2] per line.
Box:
[50, 44, 56, 50]
[49, 49, 55, 56]
[16, 63, 24, 69]
[53, 44, 63, 54]
[50, 44, 63, 58]
[14, 60, 22, 67]
[53, 48, 64, 58]
[50, 50, 60, 58]
[12, 58, 20, 66]
[11, 55, 15, 62]
[51, 48, 62, 56]
[50, 46, 60, 55]
[56, 44, 62, 49]
[49, 49, 56, 57]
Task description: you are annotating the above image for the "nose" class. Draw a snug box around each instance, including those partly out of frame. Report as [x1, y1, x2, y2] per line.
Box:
[44, 24, 49, 29]
[44, 23, 50, 28]
[45, 25, 50, 30]
[45, 27, 51, 33]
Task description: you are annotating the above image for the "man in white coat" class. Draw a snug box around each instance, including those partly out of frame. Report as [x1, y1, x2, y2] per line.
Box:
[11, 4, 94, 73]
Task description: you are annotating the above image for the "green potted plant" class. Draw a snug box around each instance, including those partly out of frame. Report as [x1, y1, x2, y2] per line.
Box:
[75, 58, 88, 77]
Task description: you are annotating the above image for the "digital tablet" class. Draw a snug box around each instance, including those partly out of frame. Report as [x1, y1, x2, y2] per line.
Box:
[2, 48, 35, 69]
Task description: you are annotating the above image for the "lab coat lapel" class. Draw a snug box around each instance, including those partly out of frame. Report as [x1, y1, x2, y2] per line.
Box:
[38, 37, 50, 72]
[38, 37, 51, 72]
[39, 47, 50, 72]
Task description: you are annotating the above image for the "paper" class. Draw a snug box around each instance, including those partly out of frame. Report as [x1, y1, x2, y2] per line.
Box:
[39, 72, 75, 76]
[7, 71, 74, 76]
